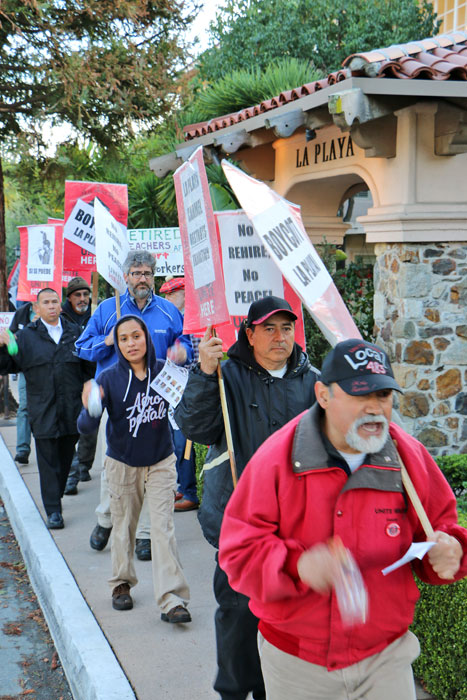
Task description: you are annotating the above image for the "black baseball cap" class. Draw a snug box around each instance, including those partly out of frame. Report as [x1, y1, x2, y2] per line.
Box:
[246, 296, 298, 327]
[320, 339, 402, 396]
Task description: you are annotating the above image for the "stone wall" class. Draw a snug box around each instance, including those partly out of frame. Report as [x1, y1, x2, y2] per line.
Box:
[373, 242, 467, 456]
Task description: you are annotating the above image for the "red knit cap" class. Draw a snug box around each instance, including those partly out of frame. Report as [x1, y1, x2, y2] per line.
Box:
[159, 277, 185, 294]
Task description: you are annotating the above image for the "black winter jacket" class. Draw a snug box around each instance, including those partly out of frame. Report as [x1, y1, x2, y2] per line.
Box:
[0, 318, 92, 438]
[174, 325, 319, 547]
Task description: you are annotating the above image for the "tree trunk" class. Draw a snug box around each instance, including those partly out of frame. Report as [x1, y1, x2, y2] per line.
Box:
[0, 157, 9, 311]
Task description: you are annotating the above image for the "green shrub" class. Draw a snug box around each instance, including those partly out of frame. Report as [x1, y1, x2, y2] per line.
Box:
[411, 511, 467, 699]
[435, 455, 467, 512]
[194, 442, 208, 503]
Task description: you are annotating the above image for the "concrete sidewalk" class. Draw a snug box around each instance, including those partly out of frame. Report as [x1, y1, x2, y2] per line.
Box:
[0, 418, 218, 700]
[0, 412, 434, 700]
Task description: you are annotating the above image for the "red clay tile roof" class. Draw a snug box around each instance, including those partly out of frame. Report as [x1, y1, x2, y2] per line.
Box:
[183, 32, 467, 141]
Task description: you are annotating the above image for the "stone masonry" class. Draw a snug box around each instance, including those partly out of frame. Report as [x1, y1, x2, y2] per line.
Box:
[373, 242, 467, 456]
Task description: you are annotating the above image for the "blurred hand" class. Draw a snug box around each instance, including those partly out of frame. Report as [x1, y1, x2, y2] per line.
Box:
[0, 329, 10, 347]
[104, 327, 115, 347]
[428, 531, 463, 579]
[82, 380, 104, 409]
[167, 340, 187, 365]
[199, 325, 223, 375]
[297, 543, 341, 594]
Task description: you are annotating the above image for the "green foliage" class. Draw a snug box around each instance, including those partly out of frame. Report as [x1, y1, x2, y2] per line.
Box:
[436, 455, 467, 512]
[181, 58, 320, 124]
[304, 243, 374, 368]
[194, 443, 208, 502]
[198, 0, 440, 81]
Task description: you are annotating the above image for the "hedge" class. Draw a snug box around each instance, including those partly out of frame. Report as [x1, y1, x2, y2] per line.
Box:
[412, 511, 467, 700]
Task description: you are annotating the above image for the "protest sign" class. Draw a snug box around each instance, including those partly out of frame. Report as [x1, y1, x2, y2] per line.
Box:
[63, 181, 128, 272]
[94, 198, 129, 294]
[0, 312, 14, 330]
[7, 260, 20, 306]
[173, 146, 229, 333]
[222, 160, 361, 347]
[215, 210, 305, 348]
[150, 359, 189, 408]
[17, 224, 63, 301]
[128, 227, 184, 276]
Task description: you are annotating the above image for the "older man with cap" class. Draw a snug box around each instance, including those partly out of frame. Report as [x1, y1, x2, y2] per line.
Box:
[61, 277, 97, 494]
[219, 338, 467, 700]
[175, 295, 319, 700]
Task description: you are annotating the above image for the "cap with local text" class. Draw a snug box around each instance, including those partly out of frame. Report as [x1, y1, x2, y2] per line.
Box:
[66, 276, 91, 297]
[320, 338, 402, 395]
[246, 296, 297, 326]
[159, 277, 185, 294]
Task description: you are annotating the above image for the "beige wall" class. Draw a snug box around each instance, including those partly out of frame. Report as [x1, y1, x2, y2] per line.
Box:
[431, 0, 467, 32]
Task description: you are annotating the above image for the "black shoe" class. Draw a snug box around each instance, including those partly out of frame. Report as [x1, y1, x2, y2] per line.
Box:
[14, 453, 29, 465]
[64, 481, 78, 495]
[112, 583, 133, 611]
[161, 605, 191, 624]
[135, 538, 151, 561]
[90, 524, 112, 551]
[79, 466, 92, 482]
[47, 512, 64, 529]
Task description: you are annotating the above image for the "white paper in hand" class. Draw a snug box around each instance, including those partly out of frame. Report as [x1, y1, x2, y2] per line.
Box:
[150, 359, 189, 408]
[382, 542, 436, 576]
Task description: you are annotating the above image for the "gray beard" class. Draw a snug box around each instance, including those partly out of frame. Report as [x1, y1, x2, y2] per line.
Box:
[345, 414, 389, 454]
[132, 286, 151, 300]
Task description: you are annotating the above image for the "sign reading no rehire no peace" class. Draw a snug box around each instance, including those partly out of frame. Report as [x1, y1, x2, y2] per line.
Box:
[221, 159, 361, 347]
[94, 198, 129, 294]
[173, 146, 229, 333]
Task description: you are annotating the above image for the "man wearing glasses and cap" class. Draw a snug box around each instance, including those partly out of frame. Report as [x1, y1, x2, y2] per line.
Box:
[219, 339, 467, 700]
[175, 295, 319, 700]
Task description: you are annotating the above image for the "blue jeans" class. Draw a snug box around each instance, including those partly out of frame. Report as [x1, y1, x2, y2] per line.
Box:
[171, 426, 198, 504]
[16, 373, 31, 457]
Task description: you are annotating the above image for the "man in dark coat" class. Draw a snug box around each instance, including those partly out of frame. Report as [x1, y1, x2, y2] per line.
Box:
[61, 277, 97, 493]
[0, 288, 92, 529]
[175, 296, 319, 700]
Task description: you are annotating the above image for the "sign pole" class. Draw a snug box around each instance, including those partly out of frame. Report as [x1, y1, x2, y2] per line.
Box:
[91, 271, 99, 313]
[115, 289, 121, 320]
[213, 329, 238, 488]
[393, 441, 435, 539]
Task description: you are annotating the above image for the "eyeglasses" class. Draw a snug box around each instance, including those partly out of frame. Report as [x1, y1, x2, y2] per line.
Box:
[129, 271, 153, 280]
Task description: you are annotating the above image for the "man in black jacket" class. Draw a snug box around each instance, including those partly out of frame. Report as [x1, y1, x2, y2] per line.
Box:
[0, 288, 92, 529]
[61, 277, 97, 494]
[175, 296, 319, 700]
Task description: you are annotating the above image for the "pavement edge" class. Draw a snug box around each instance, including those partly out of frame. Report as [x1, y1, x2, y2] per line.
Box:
[0, 437, 136, 700]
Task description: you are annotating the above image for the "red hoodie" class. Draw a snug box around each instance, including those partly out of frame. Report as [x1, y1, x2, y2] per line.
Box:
[219, 405, 467, 671]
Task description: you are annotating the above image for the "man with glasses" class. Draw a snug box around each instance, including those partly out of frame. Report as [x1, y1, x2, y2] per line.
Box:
[76, 251, 193, 554]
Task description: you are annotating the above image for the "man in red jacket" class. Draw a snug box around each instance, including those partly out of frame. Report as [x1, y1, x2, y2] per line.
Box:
[219, 338, 467, 700]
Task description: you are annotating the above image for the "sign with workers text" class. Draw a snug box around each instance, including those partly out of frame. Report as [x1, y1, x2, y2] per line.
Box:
[17, 223, 63, 301]
[222, 160, 361, 346]
[94, 198, 129, 294]
[63, 181, 128, 272]
[174, 146, 229, 333]
[216, 210, 305, 348]
[128, 227, 184, 276]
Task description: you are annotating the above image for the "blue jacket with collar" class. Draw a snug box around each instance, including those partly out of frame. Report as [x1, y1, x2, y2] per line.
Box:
[75, 290, 193, 376]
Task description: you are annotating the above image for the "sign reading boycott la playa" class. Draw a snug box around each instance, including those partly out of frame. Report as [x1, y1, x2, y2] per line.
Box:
[222, 159, 360, 346]
[173, 146, 229, 333]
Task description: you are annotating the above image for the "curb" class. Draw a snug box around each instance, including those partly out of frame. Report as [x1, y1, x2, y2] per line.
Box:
[0, 437, 136, 700]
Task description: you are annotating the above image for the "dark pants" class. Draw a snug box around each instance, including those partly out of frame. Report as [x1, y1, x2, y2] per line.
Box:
[35, 435, 79, 515]
[213, 558, 266, 700]
[171, 426, 199, 503]
[67, 429, 98, 486]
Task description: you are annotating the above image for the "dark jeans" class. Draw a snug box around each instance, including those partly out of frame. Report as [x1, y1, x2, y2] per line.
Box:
[213, 557, 265, 700]
[67, 429, 98, 485]
[35, 435, 79, 515]
[171, 426, 199, 503]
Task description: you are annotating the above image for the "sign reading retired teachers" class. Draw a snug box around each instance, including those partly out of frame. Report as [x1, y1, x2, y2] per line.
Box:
[128, 227, 184, 276]
[173, 146, 229, 333]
